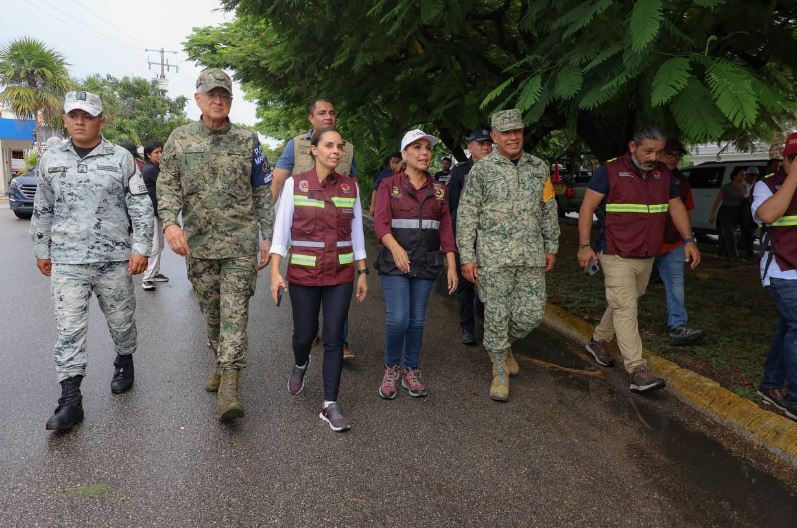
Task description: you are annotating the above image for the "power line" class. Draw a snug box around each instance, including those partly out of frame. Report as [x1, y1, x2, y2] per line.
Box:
[71, 0, 154, 48]
[28, 0, 144, 51]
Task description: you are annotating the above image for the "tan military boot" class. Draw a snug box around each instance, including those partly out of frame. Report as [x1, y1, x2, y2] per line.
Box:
[204, 365, 222, 392]
[505, 349, 520, 376]
[489, 351, 510, 402]
[217, 369, 244, 420]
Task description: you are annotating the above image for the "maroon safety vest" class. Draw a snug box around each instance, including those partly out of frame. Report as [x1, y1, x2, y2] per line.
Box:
[762, 168, 797, 271]
[604, 154, 672, 258]
[287, 169, 357, 286]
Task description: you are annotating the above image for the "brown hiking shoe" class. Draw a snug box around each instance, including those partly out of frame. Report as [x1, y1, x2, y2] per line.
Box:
[629, 365, 666, 393]
[217, 369, 244, 420]
[343, 343, 355, 360]
[204, 365, 222, 392]
[585, 339, 614, 367]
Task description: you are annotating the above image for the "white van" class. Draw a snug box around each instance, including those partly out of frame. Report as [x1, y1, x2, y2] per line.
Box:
[679, 160, 769, 234]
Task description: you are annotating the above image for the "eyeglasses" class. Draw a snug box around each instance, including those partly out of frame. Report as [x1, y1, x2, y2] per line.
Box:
[203, 92, 232, 102]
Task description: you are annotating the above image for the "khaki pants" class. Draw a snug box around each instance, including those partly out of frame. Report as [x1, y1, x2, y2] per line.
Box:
[593, 253, 654, 373]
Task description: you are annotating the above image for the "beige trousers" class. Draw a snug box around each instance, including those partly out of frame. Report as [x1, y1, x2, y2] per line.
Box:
[593, 252, 654, 373]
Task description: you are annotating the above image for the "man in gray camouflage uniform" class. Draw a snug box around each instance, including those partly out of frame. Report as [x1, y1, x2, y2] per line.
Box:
[32, 90, 154, 431]
[158, 68, 274, 421]
[457, 108, 560, 402]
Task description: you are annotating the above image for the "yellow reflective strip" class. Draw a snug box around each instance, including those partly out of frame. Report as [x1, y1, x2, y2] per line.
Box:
[294, 195, 325, 208]
[290, 254, 317, 266]
[331, 197, 355, 208]
[606, 203, 668, 213]
[338, 253, 354, 265]
[772, 216, 797, 227]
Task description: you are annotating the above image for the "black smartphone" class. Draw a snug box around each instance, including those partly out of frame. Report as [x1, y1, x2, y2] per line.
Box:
[587, 259, 600, 276]
[276, 288, 283, 307]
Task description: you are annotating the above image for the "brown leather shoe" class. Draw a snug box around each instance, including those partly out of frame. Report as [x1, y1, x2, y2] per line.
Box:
[585, 339, 614, 367]
[343, 344, 355, 360]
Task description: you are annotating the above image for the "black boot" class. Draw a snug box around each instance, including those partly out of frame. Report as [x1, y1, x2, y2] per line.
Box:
[46, 376, 84, 431]
[111, 354, 134, 394]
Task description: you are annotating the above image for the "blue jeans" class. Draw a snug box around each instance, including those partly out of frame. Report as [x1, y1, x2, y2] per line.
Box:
[760, 278, 797, 404]
[380, 275, 435, 369]
[654, 245, 688, 329]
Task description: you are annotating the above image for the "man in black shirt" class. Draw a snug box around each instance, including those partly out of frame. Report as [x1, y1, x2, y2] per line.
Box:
[434, 156, 452, 184]
[448, 128, 492, 344]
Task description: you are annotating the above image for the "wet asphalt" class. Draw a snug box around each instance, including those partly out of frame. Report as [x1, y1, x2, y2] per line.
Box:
[1, 210, 796, 528]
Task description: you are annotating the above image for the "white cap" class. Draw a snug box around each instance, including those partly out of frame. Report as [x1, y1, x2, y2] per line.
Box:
[63, 91, 103, 116]
[400, 129, 439, 151]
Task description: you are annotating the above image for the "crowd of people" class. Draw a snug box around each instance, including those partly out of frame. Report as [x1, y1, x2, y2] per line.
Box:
[28, 67, 797, 434]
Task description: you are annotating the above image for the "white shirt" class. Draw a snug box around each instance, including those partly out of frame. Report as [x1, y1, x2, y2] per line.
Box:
[751, 179, 797, 285]
[270, 176, 367, 262]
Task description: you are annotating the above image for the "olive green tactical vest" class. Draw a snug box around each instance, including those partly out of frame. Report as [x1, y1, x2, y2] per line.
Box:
[291, 133, 355, 176]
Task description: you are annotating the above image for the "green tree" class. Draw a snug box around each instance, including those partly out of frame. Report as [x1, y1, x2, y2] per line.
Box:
[185, 0, 797, 165]
[79, 74, 190, 145]
[0, 37, 74, 152]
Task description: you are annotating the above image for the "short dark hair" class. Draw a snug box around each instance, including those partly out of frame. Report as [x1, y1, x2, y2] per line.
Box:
[309, 98, 335, 115]
[664, 137, 686, 155]
[143, 140, 163, 161]
[385, 152, 401, 164]
[632, 126, 665, 144]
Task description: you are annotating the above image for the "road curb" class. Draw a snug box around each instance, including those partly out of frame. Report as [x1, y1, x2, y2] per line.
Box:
[542, 302, 797, 467]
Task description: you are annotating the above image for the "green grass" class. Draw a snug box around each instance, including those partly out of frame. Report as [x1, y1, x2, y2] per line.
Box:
[550, 223, 776, 397]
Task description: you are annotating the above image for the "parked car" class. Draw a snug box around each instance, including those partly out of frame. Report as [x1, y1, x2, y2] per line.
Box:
[8, 171, 36, 219]
[556, 169, 593, 216]
[679, 160, 768, 235]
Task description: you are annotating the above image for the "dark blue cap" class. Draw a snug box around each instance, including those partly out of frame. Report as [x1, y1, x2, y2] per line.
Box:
[467, 128, 491, 142]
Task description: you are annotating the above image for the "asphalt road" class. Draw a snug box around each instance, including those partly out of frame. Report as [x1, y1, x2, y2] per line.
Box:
[1, 209, 796, 528]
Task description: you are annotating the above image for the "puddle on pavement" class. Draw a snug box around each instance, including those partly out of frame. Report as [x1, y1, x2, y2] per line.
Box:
[512, 327, 598, 372]
[616, 390, 797, 526]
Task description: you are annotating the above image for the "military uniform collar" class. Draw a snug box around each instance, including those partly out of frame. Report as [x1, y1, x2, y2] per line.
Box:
[63, 136, 114, 158]
[490, 149, 532, 165]
[199, 116, 232, 135]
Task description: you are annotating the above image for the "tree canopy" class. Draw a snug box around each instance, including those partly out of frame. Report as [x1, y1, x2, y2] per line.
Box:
[79, 75, 190, 145]
[184, 0, 797, 168]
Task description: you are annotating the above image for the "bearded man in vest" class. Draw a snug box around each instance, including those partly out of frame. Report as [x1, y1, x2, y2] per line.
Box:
[753, 132, 797, 420]
[272, 98, 358, 360]
[577, 126, 701, 393]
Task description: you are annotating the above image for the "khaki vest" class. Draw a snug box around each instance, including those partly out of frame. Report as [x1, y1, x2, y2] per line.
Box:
[291, 133, 355, 176]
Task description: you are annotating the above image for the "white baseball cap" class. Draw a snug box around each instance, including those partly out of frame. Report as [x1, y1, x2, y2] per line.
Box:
[63, 91, 103, 116]
[401, 129, 439, 151]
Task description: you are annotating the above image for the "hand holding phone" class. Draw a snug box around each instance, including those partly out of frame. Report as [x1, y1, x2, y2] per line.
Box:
[587, 259, 600, 275]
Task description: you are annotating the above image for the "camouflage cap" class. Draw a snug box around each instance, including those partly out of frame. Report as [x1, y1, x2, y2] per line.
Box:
[491, 108, 524, 132]
[196, 68, 232, 94]
[63, 91, 103, 116]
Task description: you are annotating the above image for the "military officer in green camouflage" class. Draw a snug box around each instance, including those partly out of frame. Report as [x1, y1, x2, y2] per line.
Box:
[456, 108, 560, 402]
[32, 90, 154, 431]
[158, 68, 275, 421]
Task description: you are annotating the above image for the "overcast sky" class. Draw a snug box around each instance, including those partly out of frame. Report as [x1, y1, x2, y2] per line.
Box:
[4, 0, 259, 125]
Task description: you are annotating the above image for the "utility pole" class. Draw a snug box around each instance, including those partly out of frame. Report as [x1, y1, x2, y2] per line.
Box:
[146, 48, 179, 91]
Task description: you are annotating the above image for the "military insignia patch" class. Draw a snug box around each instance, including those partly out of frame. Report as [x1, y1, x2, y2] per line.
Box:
[77, 163, 88, 173]
[433, 183, 445, 201]
[298, 179, 310, 193]
[391, 185, 401, 198]
[340, 183, 351, 194]
[652, 170, 661, 180]
[542, 177, 555, 202]
[128, 171, 148, 195]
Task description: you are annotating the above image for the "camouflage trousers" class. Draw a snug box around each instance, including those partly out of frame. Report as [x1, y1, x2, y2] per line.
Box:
[50, 261, 136, 382]
[478, 266, 546, 354]
[186, 255, 257, 370]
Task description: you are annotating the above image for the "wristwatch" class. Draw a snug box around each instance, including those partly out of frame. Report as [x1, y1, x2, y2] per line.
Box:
[683, 237, 697, 245]
[357, 268, 370, 276]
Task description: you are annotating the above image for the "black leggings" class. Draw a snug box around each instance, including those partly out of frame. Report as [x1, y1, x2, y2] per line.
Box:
[289, 282, 353, 401]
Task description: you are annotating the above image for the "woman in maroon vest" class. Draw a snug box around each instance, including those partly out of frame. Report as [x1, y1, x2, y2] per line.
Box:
[373, 129, 458, 400]
[269, 128, 368, 432]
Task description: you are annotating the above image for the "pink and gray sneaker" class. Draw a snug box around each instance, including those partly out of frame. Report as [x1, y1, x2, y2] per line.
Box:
[401, 367, 428, 398]
[379, 365, 401, 400]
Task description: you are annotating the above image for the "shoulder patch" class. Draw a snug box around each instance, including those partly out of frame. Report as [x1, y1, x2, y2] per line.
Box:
[433, 183, 446, 200]
[542, 177, 555, 202]
[128, 171, 148, 195]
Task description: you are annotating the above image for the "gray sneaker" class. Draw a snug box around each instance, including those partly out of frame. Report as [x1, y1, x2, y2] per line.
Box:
[288, 358, 309, 395]
[629, 365, 666, 393]
[319, 402, 351, 432]
[669, 325, 705, 345]
[585, 339, 613, 367]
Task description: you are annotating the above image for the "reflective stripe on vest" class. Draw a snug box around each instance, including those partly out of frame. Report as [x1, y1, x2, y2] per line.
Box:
[337, 240, 353, 247]
[291, 240, 325, 248]
[290, 254, 316, 266]
[605, 203, 669, 213]
[391, 219, 441, 229]
[294, 195, 325, 208]
[772, 215, 797, 227]
[338, 253, 354, 265]
[331, 196, 355, 208]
